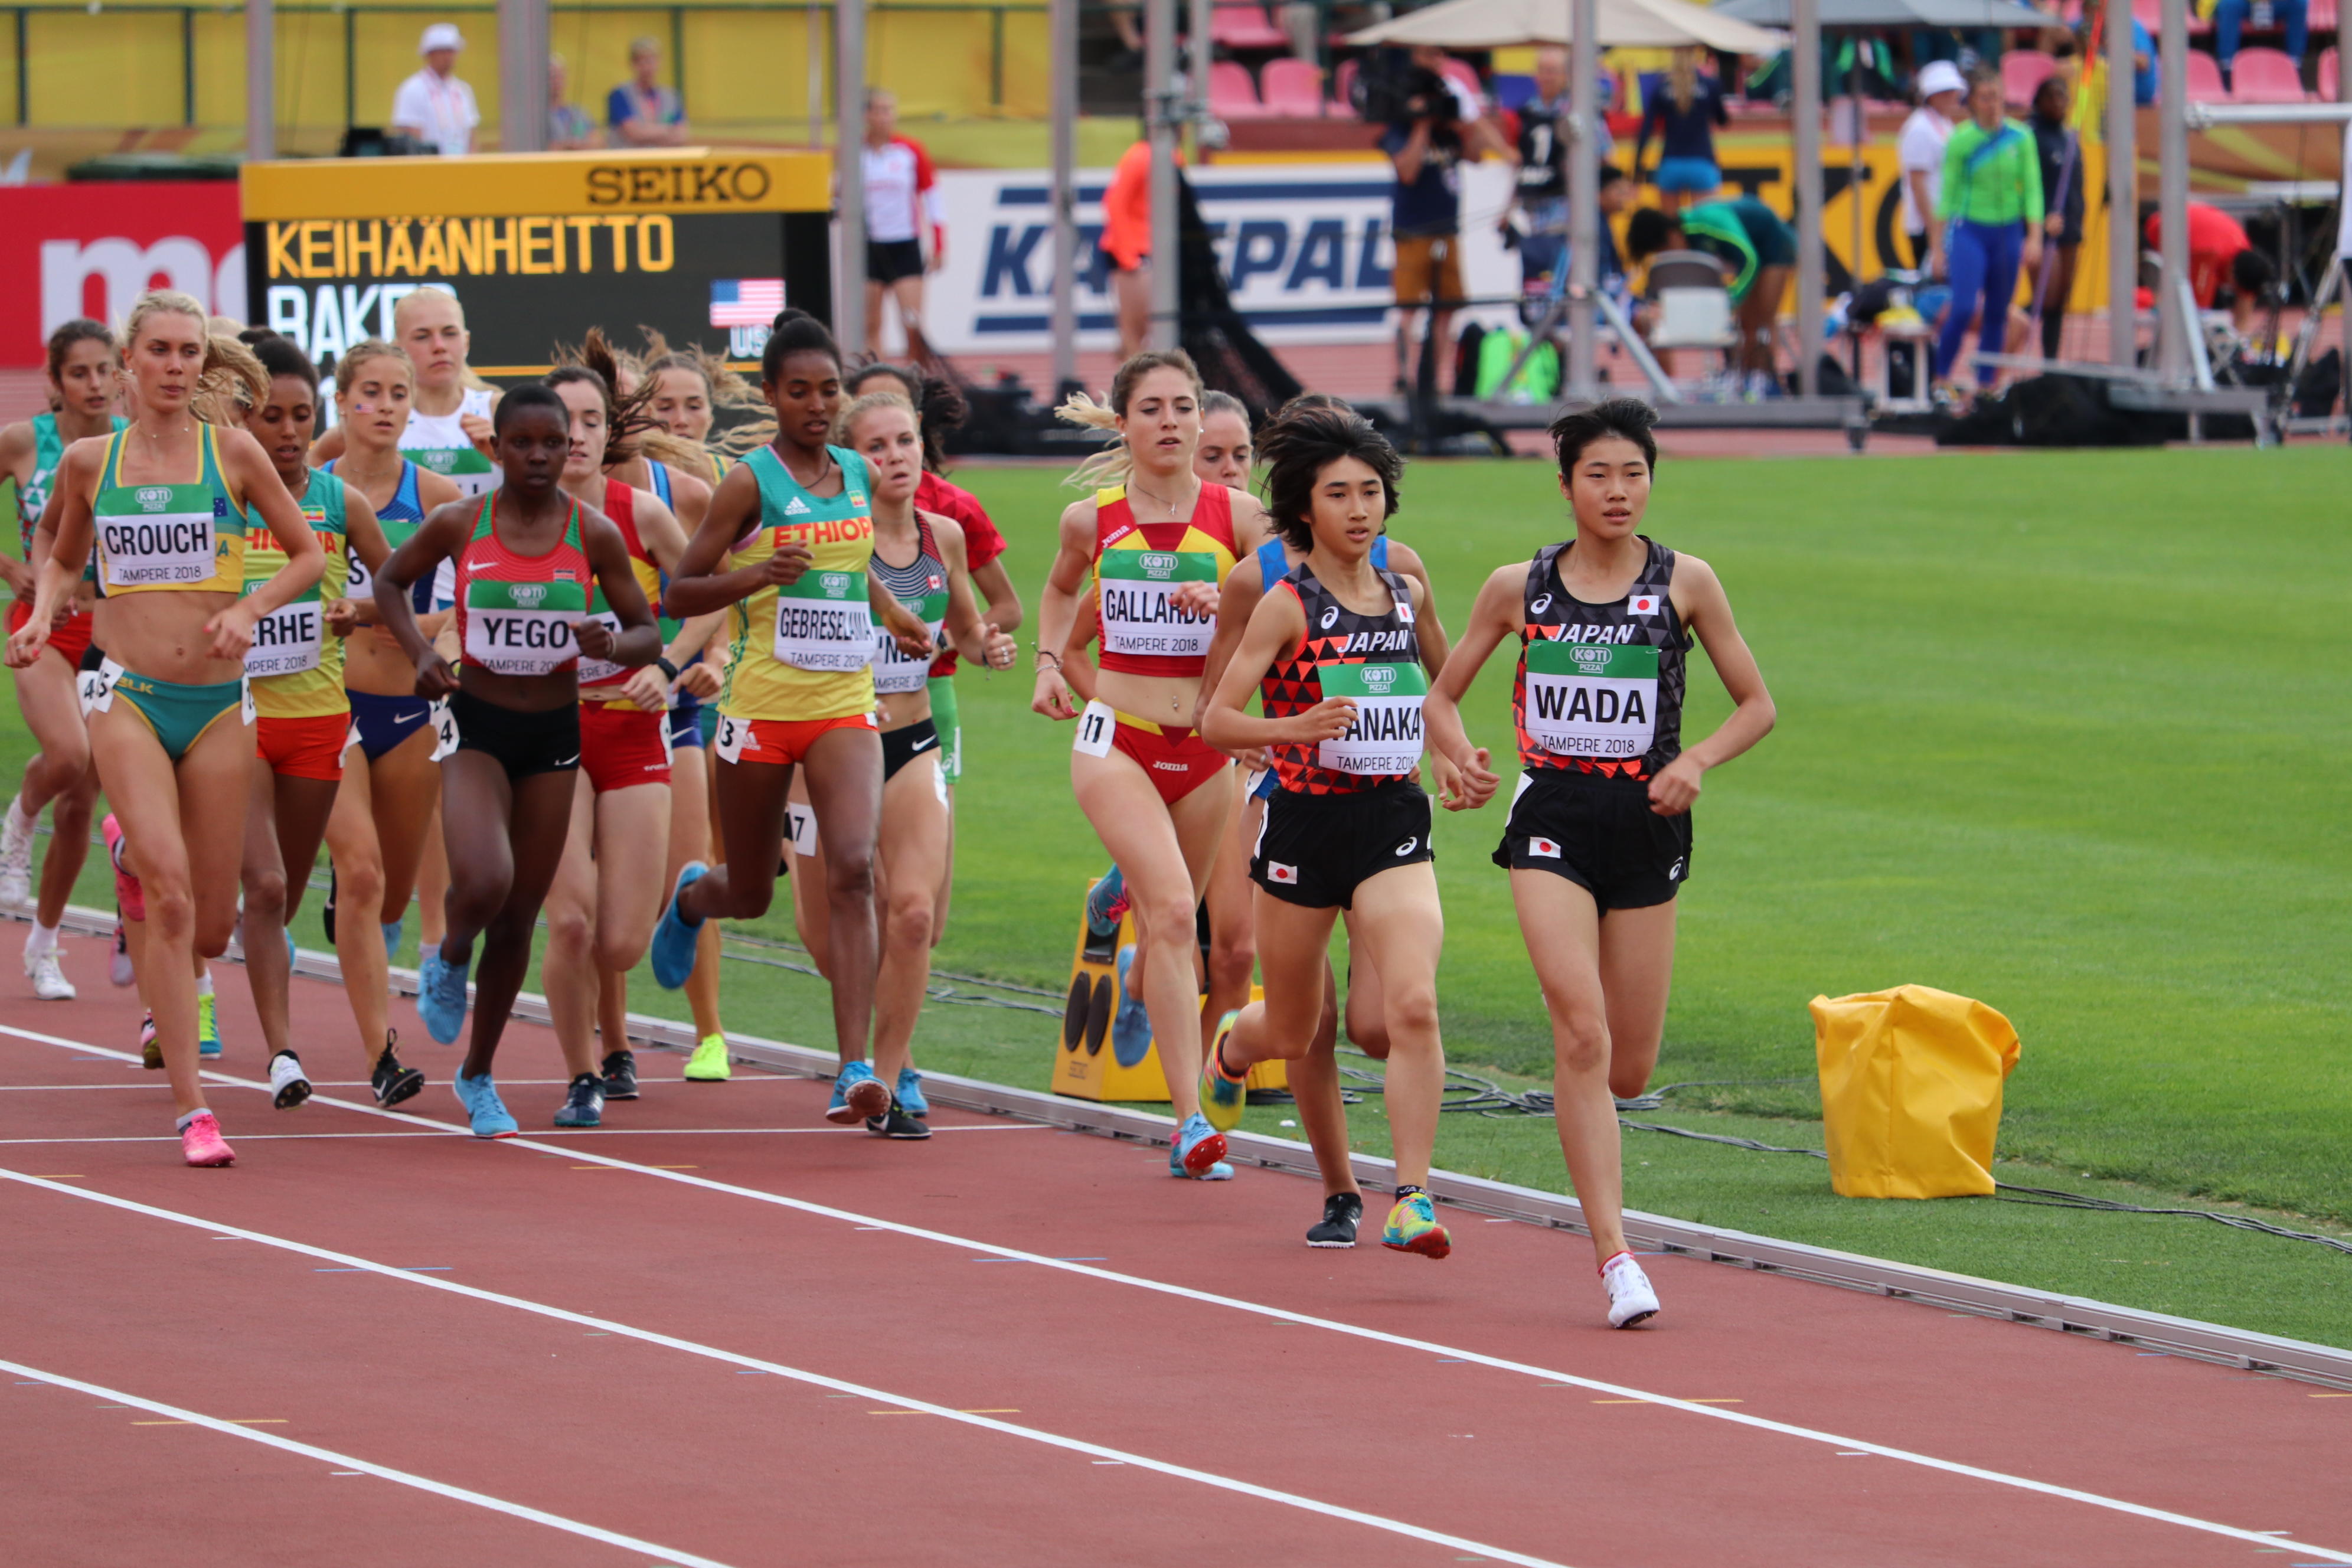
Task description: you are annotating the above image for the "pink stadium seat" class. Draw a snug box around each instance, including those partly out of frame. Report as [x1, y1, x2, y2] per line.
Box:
[1260, 57, 1326, 116]
[2322, 47, 2340, 100]
[1209, 60, 1272, 120]
[2229, 45, 2310, 100]
[1208, 2, 1288, 52]
[2001, 49, 2059, 106]
[2185, 48, 2227, 99]
[2132, 0, 2212, 33]
[1331, 57, 1358, 114]
[2310, 0, 2338, 32]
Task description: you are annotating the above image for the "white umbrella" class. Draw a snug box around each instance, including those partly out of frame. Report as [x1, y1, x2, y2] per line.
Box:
[1347, 0, 1781, 56]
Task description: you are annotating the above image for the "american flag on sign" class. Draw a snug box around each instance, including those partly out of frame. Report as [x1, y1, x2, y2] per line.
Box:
[710, 279, 785, 327]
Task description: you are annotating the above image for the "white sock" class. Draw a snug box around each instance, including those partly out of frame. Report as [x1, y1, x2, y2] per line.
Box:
[175, 1108, 209, 1131]
[197, 969, 214, 999]
[6, 796, 31, 833]
[24, 922, 57, 957]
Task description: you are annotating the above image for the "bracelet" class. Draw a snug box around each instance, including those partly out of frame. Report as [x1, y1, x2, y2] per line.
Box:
[1033, 651, 1064, 671]
[656, 655, 680, 681]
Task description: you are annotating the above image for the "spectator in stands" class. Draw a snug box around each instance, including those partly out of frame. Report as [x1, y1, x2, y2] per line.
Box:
[2213, 0, 2308, 91]
[2080, 0, 2159, 106]
[2145, 201, 2272, 335]
[391, 24, 479, 158]
[1633, 49, 1728, 215]
[1509, 48, 1577, 294]
[547, 54, 597, 150]
[1381, 46, 1508, 393]
[862, 89, 946, 361]
[2029, 75, 2085, 360]
[1626, 197, 1797, 397]
[1933, 66, 2042, 397]
[1899, 60, 1965, 276]
[1100, 139, 1158, 358]
[609, 37, 689, 147]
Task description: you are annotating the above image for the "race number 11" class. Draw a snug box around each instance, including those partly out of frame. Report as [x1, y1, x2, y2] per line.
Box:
[1073, 699, 1116, 759]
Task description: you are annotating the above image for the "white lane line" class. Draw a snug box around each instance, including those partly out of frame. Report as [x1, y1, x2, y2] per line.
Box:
[0, 1126, 1050, 1145]
[0, 1172, 1579, 1568]
[0, 1356, 736, 1568]
[4, 1020, 2344, 1566]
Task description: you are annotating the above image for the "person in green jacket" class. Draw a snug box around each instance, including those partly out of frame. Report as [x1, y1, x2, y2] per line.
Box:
[1933, 67, 2043, 394]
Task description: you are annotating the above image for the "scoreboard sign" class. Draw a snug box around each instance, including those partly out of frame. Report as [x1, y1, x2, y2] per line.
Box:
[240, 149, 834, 374]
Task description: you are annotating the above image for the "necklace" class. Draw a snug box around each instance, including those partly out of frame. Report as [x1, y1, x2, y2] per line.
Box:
[1129, 475, 1197, 518]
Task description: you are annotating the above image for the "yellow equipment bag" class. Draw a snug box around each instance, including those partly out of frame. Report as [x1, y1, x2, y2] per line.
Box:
[1810, 985, 2021, 1199]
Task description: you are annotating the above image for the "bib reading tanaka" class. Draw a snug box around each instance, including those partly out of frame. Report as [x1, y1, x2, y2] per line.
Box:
[463, 578, 589, 677]
[1098, 550, 1217, 660]
[1523, 640, 1657, 760]
[774, 570, 875, 672]
[1317, 661, 1428, 776]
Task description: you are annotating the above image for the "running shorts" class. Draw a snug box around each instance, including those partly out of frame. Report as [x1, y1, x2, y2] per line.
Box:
[446, 688, 580, 783]
[582, 700, 671, 793]
[866, 237, 925, 284]
[1391, 233, 1464, 308]
[257, 711, 349, 782]
[346, 689, 435, 763]
[882, 717, 942, 784]
[9, 600, 93, 668]
[1075, 701, 1227, 806]
[668, 684, 707, 750]
[1251, 779, 1432, 910]
[1654, 156, 1721, 195]
[1493, 770, 1690, 912]
[926, 674, 962, 786]
[712, 710, 877, 769]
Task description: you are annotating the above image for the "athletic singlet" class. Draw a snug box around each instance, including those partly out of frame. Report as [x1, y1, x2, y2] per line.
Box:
[1253, 532, 1389, 590]
[328, 456, 445, 615]
[244, 469, 351, 716]
[577, 477, 662, 705]
[720, 445, 877, 724]
[1511, 537, 1687, 781]
[870, 514, 947, 697]
[21, 411, 126, 582]
[646, 459, 674, 509]
[89, 424, 247, 597]
[453, 494, 591, 678]
[1093, 482, 1237, 678]
[401, 388, 497, 498]
[1262, 561, 1423, 794]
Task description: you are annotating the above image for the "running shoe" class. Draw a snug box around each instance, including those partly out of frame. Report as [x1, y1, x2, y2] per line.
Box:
[1084, 866, 1128, 937]
[283, 927, 296, 967]
[382, 919, 402, 961]
[894, 1066, 927, 1118]
[103, 813, 143, 922]
[179, 1110, 234, 1167]
[1110, 945, 1151, 1067]
[0, 795, 32, 905]
[1308, 1192, 1364, 1247]
[1381, 1191, 1452, 1260]
[599, 1049, 639, 1101]
[1600, 1252, 1660, 1329]
[682, 1034, 731, 1082]
[825, 1059, 891, 1125]
[554, 1072, 605, 1128]
[415, 946, 470, 1046]
[197, 991, 221, 1059]
[109, 916, 133, 986]
[649, 861, 708, 989]
[370, 1036, 424, 1108]
[138, 1011, 159, 1070]
[25, 947, 74, 1001]
[1199, 1010, 1246, 1133]
[452, 1069, 518, 1139]
[267, 1049, 312, 1110]
[1170, 1111, 1230, 1180]
[864, 1097, 932, 1140]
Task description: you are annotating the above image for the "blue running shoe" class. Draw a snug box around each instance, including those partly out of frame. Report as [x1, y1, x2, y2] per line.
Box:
[1171, 1111, 1230, 1180]
[650, 861, 708, 990]
[1084, 866, 1126, 937]
[416, 946, 470, 1046]
[826, 1060, 891, 1125]
[1110, 945, 1152, 1068]
[452, 1069, 518, 1139]
[895, 1067, 929, 1119]
[283, 927, 296, 966]
[197, 991, 222, 1059]
[382, 919, 403, 960]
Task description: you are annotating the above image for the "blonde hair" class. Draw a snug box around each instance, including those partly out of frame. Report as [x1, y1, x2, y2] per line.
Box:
[835, 388, 916, 449]
[393, 285, 498, 394]
[334, 337, 415, 394]
[119, 290, 267, 427]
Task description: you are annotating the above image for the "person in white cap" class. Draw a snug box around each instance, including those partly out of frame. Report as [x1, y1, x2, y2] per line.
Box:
[392, 24, 479, 158]
[1899, 60, 1966, 276]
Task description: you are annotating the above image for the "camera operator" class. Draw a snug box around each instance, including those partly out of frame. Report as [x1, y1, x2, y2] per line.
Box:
[1376, 46, 1508, 395]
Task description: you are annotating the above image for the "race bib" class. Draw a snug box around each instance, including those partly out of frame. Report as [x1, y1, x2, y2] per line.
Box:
[1097, 550, 1217, 659]
[1073, 699, 1117, 759]
[95, 483, 220, 588]
[786, 803, 819, 858]
[344, 551, 374, 602]
[243, 598, 324, 678]
[773, 571, 874, 672]
[1317, 661, 1427, 775]
[713, 713, 748, 765]
[240, 675, 256, 726]
[463, 579, 586, 677]
[1523, 640, 1658, 760]
[872, 600, 945, 695]
[429, 698, 458, 760]
[574, 609, 628, 685]
[80, 656, 121, 716]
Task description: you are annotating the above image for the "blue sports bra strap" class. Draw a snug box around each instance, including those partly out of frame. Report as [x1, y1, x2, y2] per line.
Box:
[649, 460, 673, 507]
[396, 460, 420, 516]
[1255, 536, 1286, 586]
[1370, 534, 1390, 570]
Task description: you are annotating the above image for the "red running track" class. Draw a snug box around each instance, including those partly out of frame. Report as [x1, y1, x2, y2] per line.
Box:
[2, 932, 2348, 1568]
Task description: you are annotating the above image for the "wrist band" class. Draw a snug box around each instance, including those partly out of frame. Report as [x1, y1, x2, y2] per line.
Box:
[1033, 651, 1063, 670]
[656, 655, 680, 681]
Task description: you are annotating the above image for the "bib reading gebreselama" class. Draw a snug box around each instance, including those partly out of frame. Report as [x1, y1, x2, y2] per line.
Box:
[774, 570, 875, 672]
[1522, 639, 1657, 761]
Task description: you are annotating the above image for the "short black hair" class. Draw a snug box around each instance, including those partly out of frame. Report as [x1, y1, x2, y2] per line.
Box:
[1624, 207, 1675, 262]
[1550, 397, 1659, 476]
[2230, 247, 2276, 298]
[250, 334, 319, 394]
[492, 382, 569, 435]
[1255, 400, 1402, 551]
[763, 306, 840, 384]
[1599, 163, 1627, 190]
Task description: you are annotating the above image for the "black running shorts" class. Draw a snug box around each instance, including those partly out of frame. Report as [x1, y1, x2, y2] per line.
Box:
[881, 717, 941, 783]
[1251, 779, 1433, 910]
[866, 237, 925, 285]
[447, 687, 580, 782]
[1493, 769, 1690, 912]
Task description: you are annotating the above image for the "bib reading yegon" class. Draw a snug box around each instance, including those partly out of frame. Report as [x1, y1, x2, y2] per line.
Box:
[244, 600, 324, 678]
[1317, 661, 1428, 775]
[1523, 640, 1658, 760]
[1099, 550, 1217, 659]
[464, 580, 585, 677]
[773, 571, 874, 672]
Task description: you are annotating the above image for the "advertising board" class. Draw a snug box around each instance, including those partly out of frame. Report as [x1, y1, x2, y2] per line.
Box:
[0, 182, 246, 370]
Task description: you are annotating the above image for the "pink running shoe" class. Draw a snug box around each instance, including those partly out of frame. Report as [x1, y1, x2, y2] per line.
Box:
[179, 1111, 234, 1167]
[102, 814, 144, 923]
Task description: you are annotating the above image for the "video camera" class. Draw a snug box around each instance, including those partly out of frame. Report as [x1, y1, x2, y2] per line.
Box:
[1351, 49, 1458, 128]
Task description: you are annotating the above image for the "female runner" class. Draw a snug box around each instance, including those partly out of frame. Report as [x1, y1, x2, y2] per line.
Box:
[234, 335, 409, 1108]
[1424, 398, 1775, 1327]
[648, 308, 930, 1129]
[373, 385, 661, 1137]
[1028, 349, 1272, 1181]
[1198, 402, 1454, 1257]
[0, 319, 123, 997]
[8, 292, 323, 1166]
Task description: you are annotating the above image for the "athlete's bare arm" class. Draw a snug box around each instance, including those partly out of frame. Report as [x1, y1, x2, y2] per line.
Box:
[664, 459, 800, 617]
[929, 512, 1016, 669]
[1419, 563, 1519, 811]
[307, 425, 347, 465]
[575, 505, 662, 672]
[1199, 584, 1353, 753]
[968, 556, 1023, 636]
[1028, 495, 1099, 720]
[373, 498, 480, 697]
[326, 488, 393, 637]
[210, 427, 326, 660]
[4, 440, 102, 665]
[1646, 552, 1772, 817]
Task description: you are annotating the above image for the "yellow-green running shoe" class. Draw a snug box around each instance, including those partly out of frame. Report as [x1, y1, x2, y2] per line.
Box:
[197, 992, 222, 1059]
[1381, 1191, 1452, 1260]
[1198, 1009, 1246, 1133]
[683, 1034, 731, 1082]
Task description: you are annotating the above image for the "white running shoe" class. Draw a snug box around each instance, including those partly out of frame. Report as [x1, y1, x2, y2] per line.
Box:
[0, 796, 31, 906]
[1600, 1252, 1660, 1329]
[24, 948, 73, 1001]
[267, 1050, 312, 1110]
[109, 919, 133, 986]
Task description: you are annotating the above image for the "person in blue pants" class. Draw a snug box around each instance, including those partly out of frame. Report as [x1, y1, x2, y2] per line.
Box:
[1932, 68, 2043, 397]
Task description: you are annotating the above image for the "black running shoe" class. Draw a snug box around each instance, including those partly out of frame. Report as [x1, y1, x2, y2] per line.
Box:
[555, 1072, 605, 1128]
[600, 1048, 639, 1100]
[371, 1038, 425, 1108]
[864, 1098, 932, 1140]
[1306, 1191, 1364, 1249]
[322, 864, 337, 945]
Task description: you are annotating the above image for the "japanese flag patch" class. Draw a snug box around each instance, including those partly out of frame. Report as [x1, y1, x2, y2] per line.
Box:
[1266, 862, 1300, 884]
[1527, 837, 1562, 858]
[1626, 593, 1661, 617]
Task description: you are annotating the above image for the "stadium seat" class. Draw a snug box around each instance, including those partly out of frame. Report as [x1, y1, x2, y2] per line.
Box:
[1331, 57, 1360, 115]
[2311, 0, 2338, 33]
[2185, 48, 2228, 99]
[2229, 45, 2311, 99]
[2132, 0, 2211, 32]
[1208, 1, 1288, 52]
[1209, 60, 1272, 120]
[2001, 49, 2060, 106]
[1644, 251, 1737, 351]
[1259, 58, 1325, 116]
[2322, 47, 2340, 100]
